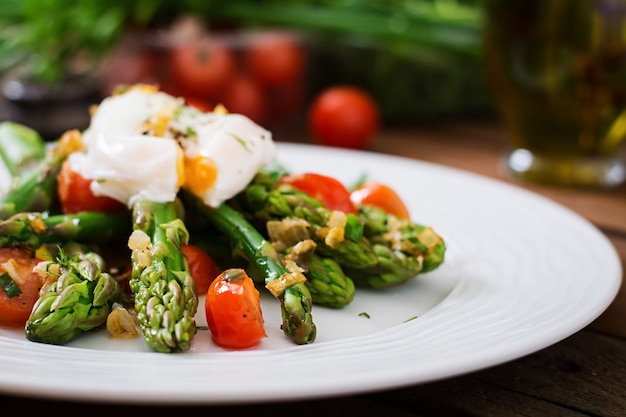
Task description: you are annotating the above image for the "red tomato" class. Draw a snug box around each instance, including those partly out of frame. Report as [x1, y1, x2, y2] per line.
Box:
[184, 96, 214, 112]
[0, 247, 44, 327]
[100, 46, 158, 95]
[182, 244, 219, 295]
[168, 38, 236, 101]
[279, 172, 357, 214]
[244, 31, 306, 88]
[57, 160, 126, 214]
[205, 268, 266, 349]
[221, 75, 269, 125]
[350, 182, 411, 220]
[308, 86, 380, 149]
[267, 82, 304, 125]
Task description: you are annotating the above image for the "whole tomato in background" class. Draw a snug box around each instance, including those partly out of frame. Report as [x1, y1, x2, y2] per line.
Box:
[99, 41, 158, 95]
[244, 31, 306, 88]
[99, 28, 309, 128]
[308, 85, 380, 149]
[221, 75, 269, 126]
[168, 38, 236, 101]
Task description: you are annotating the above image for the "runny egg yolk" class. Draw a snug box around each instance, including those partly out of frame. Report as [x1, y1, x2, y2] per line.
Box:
[183, 155, 218, 195]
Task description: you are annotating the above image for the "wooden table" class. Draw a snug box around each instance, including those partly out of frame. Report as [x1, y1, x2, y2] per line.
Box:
[1, 120, 624, 416]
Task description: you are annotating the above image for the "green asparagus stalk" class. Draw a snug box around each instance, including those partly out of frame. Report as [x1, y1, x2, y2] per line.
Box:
[232, 170, 378, 269]
[0, 129, 83, 219]
[302, 255, 355, 308]
[346, 205, 446, 288]
[266, 217, 355, 308]
[183, 192, 316, 345]
[25, 247, 120, 345]
[0, 121, 46, 178]
[128, 199, 198, 353]
[0, 210, 131, 248]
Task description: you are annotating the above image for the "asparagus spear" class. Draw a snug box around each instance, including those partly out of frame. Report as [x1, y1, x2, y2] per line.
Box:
[0, 129, 83, 219]
[266, 218, 355, 308]
[128, 199, 198, 353]
[232, 170, 378, 269]
[301, 254, 355, 308]
[25, 247, 120, 345]
[183, 192, 316, 345]
[0, 210, 131, 248]
[346, 205, 446, 288]
[0, 121, 46, 179]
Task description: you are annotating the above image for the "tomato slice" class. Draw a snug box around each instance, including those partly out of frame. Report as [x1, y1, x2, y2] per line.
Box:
[278, 172, 357, 214]
[57, 159, 126, 214]
[350, 182, 411, 220]
[182, 244, 219, 295]
[0, 247, 44, 327]
[204, 268, 266, 349]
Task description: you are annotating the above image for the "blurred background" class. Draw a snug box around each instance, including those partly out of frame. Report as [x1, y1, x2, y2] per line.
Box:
[0, 0, 491, 141]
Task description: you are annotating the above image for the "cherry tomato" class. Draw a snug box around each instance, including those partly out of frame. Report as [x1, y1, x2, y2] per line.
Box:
[279, 172, 357, 214]
[168, 38, 236, 101]
[308, 86, 380, 149]
[350, 182, 411, 220]
[244, 31, 306, 88]
[57, 160, 126, 214]
[267, 82, 304, 125]
[184, 96, 214, 113]
[221, 75, 269, 126]
[0, 247, 44, 327]
[100, 46, 158, 95]
[205, 268, 266, 349]
[182, 244, 219, 295]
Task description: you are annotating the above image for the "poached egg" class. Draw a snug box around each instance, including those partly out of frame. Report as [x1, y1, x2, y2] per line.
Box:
[69, 85, 276, 208]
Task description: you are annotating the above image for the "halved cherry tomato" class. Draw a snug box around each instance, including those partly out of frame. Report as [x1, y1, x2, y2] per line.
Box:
[0, 247, 44, 327]
[244, 31, 306, 88]
[308, 85, 380, 149]
[168, 38, 236, 101]
[182, 244, 219, 295]
[57, 160, 126, 214]
[205, 268, 266, 349]
[350, 182, 411, 220]
[278, 172, 357, 214]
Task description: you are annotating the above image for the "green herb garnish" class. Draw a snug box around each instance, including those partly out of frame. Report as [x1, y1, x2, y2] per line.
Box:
[0, 272, 21, 298]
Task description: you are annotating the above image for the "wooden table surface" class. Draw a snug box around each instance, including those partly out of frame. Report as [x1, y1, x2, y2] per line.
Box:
[1, 120, 624, 417]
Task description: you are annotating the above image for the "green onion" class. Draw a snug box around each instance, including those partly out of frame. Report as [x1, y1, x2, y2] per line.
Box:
[0, 271, 21, 298]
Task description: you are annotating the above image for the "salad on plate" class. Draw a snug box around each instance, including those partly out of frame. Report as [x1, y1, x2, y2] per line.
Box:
[0, 84, 446, 353]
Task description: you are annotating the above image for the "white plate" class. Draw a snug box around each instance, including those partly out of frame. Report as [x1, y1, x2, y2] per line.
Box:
[0, 143, 621, 404]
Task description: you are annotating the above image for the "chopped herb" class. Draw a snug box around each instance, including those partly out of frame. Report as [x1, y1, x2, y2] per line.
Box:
[404, 316, 418, 322]
[0, 272, 21, 298]
[186, 126, 197, 137]
[358, 312, 370, 318]
[229, 133, 252, 153]
[197, 325, 209, 331]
